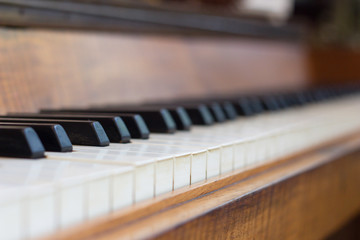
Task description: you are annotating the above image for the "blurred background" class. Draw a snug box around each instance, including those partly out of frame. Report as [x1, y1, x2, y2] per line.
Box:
[0, 0, 360, 111]
[2, 0, 360, 46]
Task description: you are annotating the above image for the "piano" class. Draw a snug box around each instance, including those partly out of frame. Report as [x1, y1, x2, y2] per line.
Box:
[0, 1, 360, 239]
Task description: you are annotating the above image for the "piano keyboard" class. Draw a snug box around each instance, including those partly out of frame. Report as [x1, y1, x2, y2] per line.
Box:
[0, 87, 360, 240]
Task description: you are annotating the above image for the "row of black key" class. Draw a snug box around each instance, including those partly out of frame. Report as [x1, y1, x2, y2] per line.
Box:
[1, 84, 360, 158]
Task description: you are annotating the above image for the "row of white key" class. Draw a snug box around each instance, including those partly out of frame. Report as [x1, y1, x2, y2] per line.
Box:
[0, 158, 134, 239]
[0, 96, 360, 239]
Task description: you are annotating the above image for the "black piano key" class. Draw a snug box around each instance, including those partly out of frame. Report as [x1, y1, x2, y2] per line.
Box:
[166, 107, 192, 131]
[296, 91, 311, 105]
[303, 91, 316, 103]
[119, 114, 150, 139]
[97, 107, 177, 133]
[136, 104, 192, 130]
[274, 95, 288, 109]
[233, 98, 254, 116]
[147, 102, 214, 126]
[289, 92, 306, 107]
[178, 98, 237, 119]
[292, 93, 306, 105]
[281, 93, 293, 107]
[53, 107, 176, 133]
[0, 122, 72, 152]
[260, 95, 281, 111]
[0, 118, 109, 146]
[207, 102, 227, 122]
[0, 126, 45, 158]
[135, 105, 192, 130]
[248, 97, 264, 114]
[180, 104, 214, 125]
[8, 113, 131, 143]
[169, 100, 226, 123]
[41, 110, 150, 139]
[220, 101, 238, 120]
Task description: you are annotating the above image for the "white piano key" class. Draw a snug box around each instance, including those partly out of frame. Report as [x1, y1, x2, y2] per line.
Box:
[0, 201, 23, 239]
[174, 154, 191, 190]
[57, 164, 133, 227]
[207, 147, 221, 178]
[124, 139, 215, 185]
[48, 151, 155, 203]
[246, 141, 256, 167]
[0, 188, 26, 240]
[190, 150, 207, 184]
[59, 184, 84, 228]
[156, 157, 174, 195]
[135, 163, 155, 202]
[129, 140, 220, 186]
[26, 186, 56, 239]
[112, 171, 134, 210]
[87, 177, 111, 219]
[234, 142, 246, 169]
[70, 144, 207, 196]
[221, 144, 234, 174]
[0, 157, 133, 239]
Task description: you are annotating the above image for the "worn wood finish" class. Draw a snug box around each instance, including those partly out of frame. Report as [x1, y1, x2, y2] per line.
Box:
[307, 47, 360, 86]
[326, 213, 360, 240]
[0, 28, 308, 114]
[42, 133, 360, 240]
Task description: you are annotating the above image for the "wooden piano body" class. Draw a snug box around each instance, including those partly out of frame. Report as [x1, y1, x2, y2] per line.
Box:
[1, 13, 360, 240]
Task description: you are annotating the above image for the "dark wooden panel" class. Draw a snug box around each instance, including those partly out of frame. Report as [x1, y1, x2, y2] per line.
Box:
[325, 213, 360, 240]
[0, 28, 308, 114]
[308, 47, 360, 86]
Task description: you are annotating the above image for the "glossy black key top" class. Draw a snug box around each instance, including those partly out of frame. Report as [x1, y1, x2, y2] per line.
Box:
[179, 104, 214, 125]
[169, 100, 225, 123]
[274, 95, 288, 109]
[120, 114, 150, 139]
[9, 113, 131, 143]
[119, 113, 150, 139]
[135, 105, 192, 131]
[248, 97, 264, 114]
[0, 118, 109, 146]
[285, 93, 303, 107]
[164, 106, 192, 131]
[303, 91, 316, 103]
[0, 122, 72, 152]
[207, 102, 226, 122]
[220, 101, 238, 120]
[295, 91, 310, 105]
[41, 111, 150, 139]
[0, 126, 45, 158]
[140, 101, 213, 126]
[55, 107, 176, 133]
[183, 100, 237, 120]
[233, 98, 254, 116]
[260, 95, 281, 111]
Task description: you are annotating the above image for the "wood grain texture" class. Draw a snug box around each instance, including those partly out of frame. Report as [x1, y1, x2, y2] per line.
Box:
[326, 213, 360, 240]
[307, 47, 360, 86]
[41, 133, 360, 240]
[0, 28, 308, 114]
